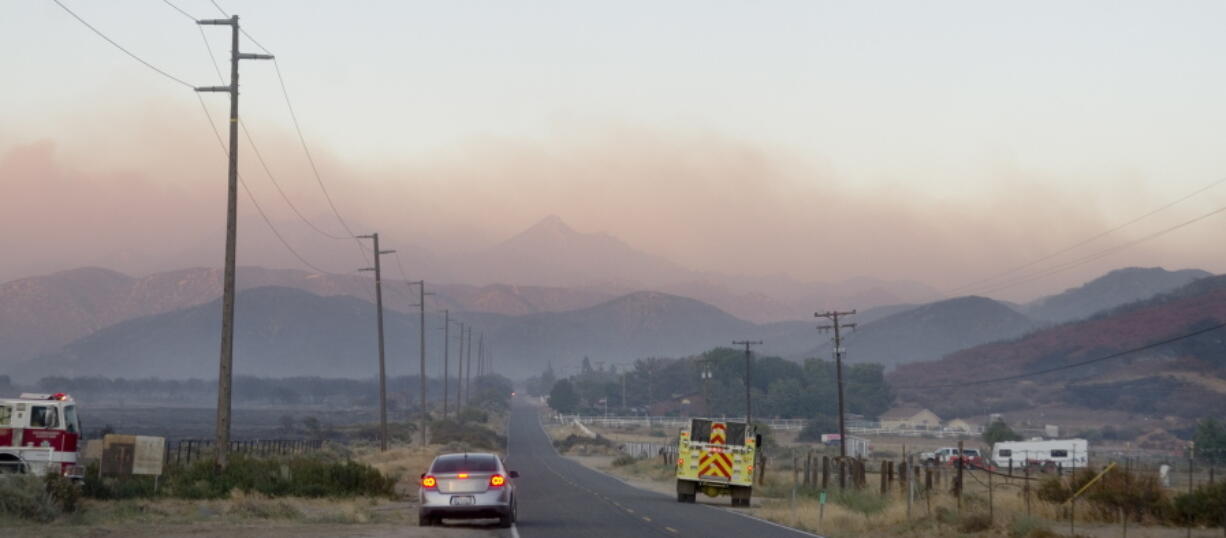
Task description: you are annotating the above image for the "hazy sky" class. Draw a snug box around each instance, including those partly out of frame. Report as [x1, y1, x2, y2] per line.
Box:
[4, 1, 1226, 300]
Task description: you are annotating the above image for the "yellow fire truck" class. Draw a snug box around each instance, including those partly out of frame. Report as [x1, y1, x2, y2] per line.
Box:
[675, 418, 758, 506]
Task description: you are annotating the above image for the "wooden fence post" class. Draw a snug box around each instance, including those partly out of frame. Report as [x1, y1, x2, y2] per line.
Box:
[880, 460, 888, 495]
[822, 456, 830, 489]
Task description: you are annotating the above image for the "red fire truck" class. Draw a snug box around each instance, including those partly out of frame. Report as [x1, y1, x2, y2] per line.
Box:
[0, 393, 84, 479]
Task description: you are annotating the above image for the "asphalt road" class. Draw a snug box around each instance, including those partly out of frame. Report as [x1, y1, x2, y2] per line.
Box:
[505, 399, 822, 538]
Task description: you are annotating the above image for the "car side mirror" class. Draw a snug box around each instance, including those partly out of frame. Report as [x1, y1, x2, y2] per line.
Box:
[509, 470, 520, 479]
[420, 472, 426, 479]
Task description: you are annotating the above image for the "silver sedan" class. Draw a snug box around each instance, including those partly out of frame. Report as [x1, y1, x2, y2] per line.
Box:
[419, 452, 519, 527]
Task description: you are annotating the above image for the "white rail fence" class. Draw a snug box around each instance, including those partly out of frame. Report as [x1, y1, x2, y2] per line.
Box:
[553, 414, 985, 439]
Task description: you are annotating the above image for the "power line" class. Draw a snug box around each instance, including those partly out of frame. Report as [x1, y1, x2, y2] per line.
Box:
[52, 0, 195, 89]
[946, 175, 1226, 297]
[207, 0, 369, 263]
[194, 94, 342, 276]
[60, 0, 348, 278]
[962, 202, 1226, 296]
[160, 0, 196, 21]
[271, 58, 369, 256]
[208, 0, 272, 54]
[895, 321, 1226, 390]
[189, 12, 354, 242]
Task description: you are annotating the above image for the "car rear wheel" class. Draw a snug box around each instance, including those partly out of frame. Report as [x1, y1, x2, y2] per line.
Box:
[418, 514, 434, 526]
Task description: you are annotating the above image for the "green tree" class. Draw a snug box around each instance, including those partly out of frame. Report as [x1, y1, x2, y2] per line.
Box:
[982, 419, 1023, 447]
[1193, 417, 1226, 465]
[548, 379, 580, 414]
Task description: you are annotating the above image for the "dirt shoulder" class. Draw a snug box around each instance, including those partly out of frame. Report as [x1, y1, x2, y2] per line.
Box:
[11, 521, 495, 538]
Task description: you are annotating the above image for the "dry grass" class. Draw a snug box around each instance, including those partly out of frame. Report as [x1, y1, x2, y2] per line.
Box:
[7, 494, 400, 529]
[351, 444, 440, 487]
[350, 410, 511, 497]
[570, 448, 1225, 538]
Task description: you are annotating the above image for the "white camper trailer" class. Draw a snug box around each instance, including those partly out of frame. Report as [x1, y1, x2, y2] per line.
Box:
[991, 438, 1088, 470]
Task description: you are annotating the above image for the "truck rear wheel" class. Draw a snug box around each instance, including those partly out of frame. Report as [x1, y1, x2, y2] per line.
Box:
[676, 480, 696, 503]
[730, 485, 752, 507]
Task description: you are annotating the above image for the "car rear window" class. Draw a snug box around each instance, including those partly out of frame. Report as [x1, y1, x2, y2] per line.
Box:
[431, 454, 498, 473]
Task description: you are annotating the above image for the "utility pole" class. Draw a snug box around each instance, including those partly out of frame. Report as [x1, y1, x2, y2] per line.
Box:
[477, 333, 485, 379]
[700, 357, 713, 416]
[455, 322, 465, 412]
[409, 281, 431, 448]
[621, 372, 627, 411]
[817, 309, 857, 488]
[196, 14, 273, 469]
[732, 341, 763, 423]
[440, 310, 450, 419]
[358, 233, 395, 452]
[465, 326, 474, 405]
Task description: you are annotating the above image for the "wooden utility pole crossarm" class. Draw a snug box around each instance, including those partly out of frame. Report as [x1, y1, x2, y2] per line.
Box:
[196, 14, 273, 470]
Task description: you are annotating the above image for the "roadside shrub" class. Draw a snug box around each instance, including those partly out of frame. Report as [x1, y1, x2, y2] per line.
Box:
[1036, 466, 1171, 523]
[44, 473, 80, 513]
[1172, 481, 1226, 527]
[553, 434, 613, 454]
[430, 419, 504, 450]
[0, 475, 60, 522]
[958, 512, 993, 532]
[1035, 475, 1069, 504]
[103, 456, 399, 500]
[611, 454, 637, 467]
[82, 461, 159, 500]
[456, 407, 489, 424]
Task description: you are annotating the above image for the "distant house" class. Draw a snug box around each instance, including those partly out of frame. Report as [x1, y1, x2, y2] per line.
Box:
[944, 418, 976, 433]
[879, 407, 942, 430]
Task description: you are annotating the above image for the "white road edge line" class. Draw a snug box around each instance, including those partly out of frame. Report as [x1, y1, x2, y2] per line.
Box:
[511, 523, 520, 538]
[531, 409, 826, 538]
[534, 413, 827, 538]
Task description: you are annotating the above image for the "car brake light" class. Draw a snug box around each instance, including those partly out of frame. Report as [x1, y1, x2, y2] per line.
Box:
[458, 473, 469, 479]
[489, 474, 506, 487]
[421, 475, 437, 489]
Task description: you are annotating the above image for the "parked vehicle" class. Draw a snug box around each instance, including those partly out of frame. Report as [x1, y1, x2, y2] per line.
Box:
[991, 439, 1089, 471]
[675, 418, 758, 506]
[922, 446, 985, 468]
[0, 392, 84, 479]
[419, 452, 519, 527]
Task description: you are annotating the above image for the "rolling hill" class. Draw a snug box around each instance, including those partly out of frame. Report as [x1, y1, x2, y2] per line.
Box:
[19, 286, 819, 381]
[890, 275, 1226, 421]
[803, 296, 1038, 368]
[1024, 266, 1212, 324]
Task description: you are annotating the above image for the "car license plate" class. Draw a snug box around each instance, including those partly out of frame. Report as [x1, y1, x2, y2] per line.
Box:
[450, 496, 475, 506]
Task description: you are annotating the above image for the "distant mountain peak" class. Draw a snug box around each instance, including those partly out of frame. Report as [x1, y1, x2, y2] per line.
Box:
[1026, 266, 1212, 323]
[519, 214, 579, 239]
